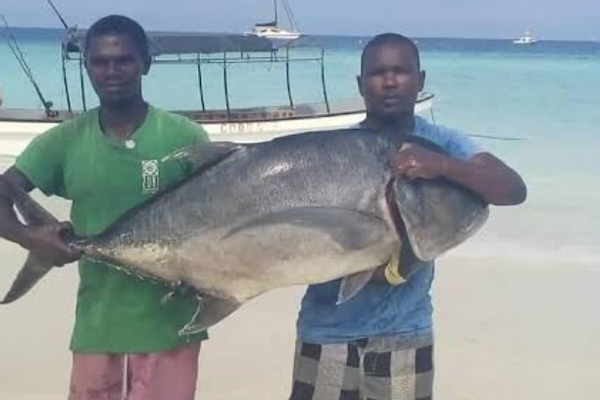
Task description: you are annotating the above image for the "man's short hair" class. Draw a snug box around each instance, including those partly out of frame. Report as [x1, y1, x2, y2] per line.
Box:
[85, 15, 150, 61]
[360, 33, 421, 74]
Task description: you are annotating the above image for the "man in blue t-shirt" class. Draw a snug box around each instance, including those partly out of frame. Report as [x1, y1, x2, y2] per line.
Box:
[289, 33, 527, 400]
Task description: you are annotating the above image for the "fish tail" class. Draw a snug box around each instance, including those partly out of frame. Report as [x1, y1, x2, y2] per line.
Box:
[0, 176, 61, 304]
[0, 253, 53, 304]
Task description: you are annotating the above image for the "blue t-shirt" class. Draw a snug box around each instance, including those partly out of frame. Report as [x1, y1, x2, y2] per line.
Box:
[296, 116, 482, 344]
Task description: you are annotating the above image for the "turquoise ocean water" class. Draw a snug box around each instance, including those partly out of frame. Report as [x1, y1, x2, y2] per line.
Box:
[1, 28, 599, 263]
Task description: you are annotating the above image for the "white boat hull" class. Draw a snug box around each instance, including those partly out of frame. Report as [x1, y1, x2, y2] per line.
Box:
[246, 30, 301, 40]
[513, 39, 537, 45]
[0, 97, 432, 157]
[0, 112, 365, 157]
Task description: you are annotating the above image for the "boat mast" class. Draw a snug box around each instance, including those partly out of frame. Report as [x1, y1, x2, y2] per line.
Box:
[274, 0, 278, 26]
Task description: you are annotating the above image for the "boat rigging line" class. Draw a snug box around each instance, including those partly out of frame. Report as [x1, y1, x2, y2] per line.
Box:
[281, 0, 298, 32]
[45, 0, 79, 112]
[45, 0, 69, 30]
[0, 15, 57, 117]
[468, 133, 527, 141]
[428, 106, 526, 141]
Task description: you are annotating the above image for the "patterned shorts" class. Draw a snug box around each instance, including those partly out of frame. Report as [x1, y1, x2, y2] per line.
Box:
[289, 334, 434, 400]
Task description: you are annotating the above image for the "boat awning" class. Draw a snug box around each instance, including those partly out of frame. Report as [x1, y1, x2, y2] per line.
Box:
[254, 20, 277, 27]
[149, 34, 274, 54]
[64, 31, 275, 55]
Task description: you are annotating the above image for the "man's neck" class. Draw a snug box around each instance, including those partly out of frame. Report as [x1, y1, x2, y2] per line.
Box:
[362, 113, 416, 136]
[99, 99, 148, 141]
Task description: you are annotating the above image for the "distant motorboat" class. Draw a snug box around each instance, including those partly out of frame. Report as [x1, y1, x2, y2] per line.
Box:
[245, 0, 301, 41]
[513, 31, 538, 45]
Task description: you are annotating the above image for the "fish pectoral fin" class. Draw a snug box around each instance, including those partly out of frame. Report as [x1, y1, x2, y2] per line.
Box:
[1, 253, 53, 304]
[337, 270, 376, 305]
[161, 142, 243, 174]
[178, 293, 242, 335]
[225, 207, 391, 252]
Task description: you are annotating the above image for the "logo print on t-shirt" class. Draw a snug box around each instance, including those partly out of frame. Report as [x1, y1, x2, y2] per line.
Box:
[141, 160, 159, 193]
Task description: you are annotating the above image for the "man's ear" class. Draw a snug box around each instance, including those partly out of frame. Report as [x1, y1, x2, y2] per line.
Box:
[419, 70, 426, 92]
[143, 56, 152, 75]
[357, 75, 364, 97]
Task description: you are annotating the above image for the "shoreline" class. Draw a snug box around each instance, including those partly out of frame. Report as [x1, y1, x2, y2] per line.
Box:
[1, 251, 598, 399]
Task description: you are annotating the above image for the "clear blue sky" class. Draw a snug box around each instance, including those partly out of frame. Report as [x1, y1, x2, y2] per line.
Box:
[1, 0, 598, 40]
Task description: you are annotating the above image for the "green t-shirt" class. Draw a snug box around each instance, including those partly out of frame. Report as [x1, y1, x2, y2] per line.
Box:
[16, 105, 210, 353]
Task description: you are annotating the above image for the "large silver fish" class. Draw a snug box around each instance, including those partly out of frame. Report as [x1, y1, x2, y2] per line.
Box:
[0, 129, 488, 333]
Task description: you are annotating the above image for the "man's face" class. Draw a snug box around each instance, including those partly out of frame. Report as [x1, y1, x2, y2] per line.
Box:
[358, 43, 424, 120]
[85, 34, 149, 105]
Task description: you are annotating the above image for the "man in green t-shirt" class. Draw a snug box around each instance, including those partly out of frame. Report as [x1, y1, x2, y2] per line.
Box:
[0, 15, 209, 400]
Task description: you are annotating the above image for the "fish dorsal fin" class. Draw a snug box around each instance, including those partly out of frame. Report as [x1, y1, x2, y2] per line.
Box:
[161, 142, 243, 173]
[0, 176, 58, 225]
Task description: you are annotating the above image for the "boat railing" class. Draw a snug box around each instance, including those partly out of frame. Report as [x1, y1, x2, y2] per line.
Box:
[177, 92, 433, 124]
[177, 98, 364, 123]
[0, 108, 75, 123]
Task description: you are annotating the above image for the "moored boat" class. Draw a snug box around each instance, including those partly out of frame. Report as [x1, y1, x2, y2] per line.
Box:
[244, 0, 301, 41]
[0, 29, 434, 156]
[0, 94, 434, 156]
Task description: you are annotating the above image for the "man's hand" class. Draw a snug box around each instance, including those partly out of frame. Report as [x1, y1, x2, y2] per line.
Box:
[391, 143, 527, 205]
[22, 222, 81, 267]
[391, 143, 449, 180]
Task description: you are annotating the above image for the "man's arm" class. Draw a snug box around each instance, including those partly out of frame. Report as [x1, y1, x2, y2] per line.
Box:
[0, 166, 80, 266]
[392, 144, 527, 206]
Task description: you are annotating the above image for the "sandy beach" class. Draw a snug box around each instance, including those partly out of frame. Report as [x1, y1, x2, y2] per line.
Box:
[1, 190, 599, 400]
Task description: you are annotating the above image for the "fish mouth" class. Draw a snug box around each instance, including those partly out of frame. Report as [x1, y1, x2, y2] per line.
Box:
[385, 180, 406, 240]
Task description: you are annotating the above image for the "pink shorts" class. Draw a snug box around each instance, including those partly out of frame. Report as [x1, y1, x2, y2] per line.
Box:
[68, 343, 201, 400]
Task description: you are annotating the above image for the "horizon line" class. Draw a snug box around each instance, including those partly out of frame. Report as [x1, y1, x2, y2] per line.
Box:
[1, 25, 597, 43]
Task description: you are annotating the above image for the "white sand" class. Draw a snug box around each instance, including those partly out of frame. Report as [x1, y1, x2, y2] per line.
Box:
[1, 190, 599, 399]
